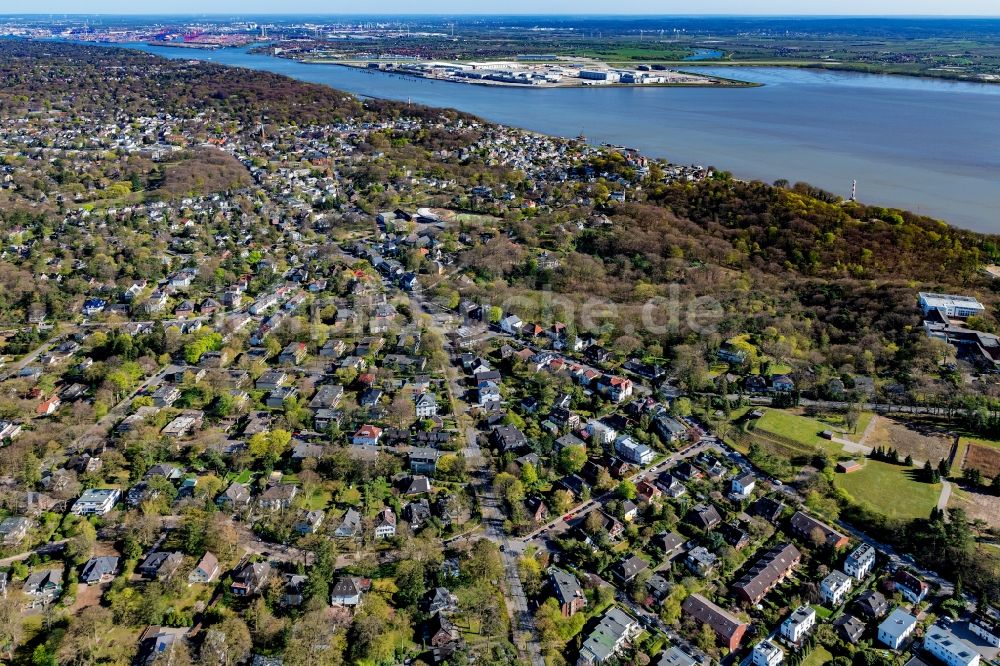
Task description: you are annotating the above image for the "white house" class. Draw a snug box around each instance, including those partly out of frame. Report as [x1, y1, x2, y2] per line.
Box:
[330, 576, 368, 606]
[614, 435, 654, 466]
[751, 639, 783, 666]
[577, 606, 640, 665]
[820, 570, 853, 606]
[500, 315, 523, 335]
[71, 488, 120, 516]
[780, 605, 816, 644]
[844, 543, 876, 581]
[924, 624, 981, 666]
[731, 472, 756, 499]
[373, 508, 396, 539]
[918, 292, 985, 319]
[414, 392, 438, 418]
[586, 420, 617, 446]
[971, 610, 1000, 647]
[878, 608, 917, 650]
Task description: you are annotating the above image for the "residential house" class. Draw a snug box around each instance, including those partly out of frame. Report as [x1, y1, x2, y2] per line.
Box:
[682, 594, 748, 651]
[414, 392, 438, 418]
[525, 497, 549, 524]
[655, 415, 689, 444]
[373, 508, 396, 539]
[491, 425, 528, 454]
[971, 608, 1000, 647]
[222, 558, 264, 597]
[334, 508, 362, 538]
[331, 576, 370, 606]
[647, 573, 672, 602]
[854, 590, 890, 620]
[658, 647, 700, 666]
[752, 640, 784, 666]
[138, 551, 183, 580]
[401, 475, 432, 495]
[425, 611, 460, 650]
[732, 543, 801, 605]
[151, 385, 181, 408]
[656, 472, 687, 498]
[258, 484, 298, 511]
[685, 547, 718, 576]
[891, 570, 929, 603]
[878, 608, 917, 650]
[780, 605, 816, 645]
[500, 315, 523, 335]
[352, 425, 383, 447]
[750, 497, 785, 524]
[613, 555, 649, 584]
[189, 552, 220, 583]
[636, 480, 662, 503]
[278, 342, 307, 365]
[550, 567, 587, 617]
[71, 488, 120, 516]
[719, 522, 750, 550]
[577, 606, 641, 665]
[428, 587, 459, 615]
[844, 543, 876, 581]
[294, 510, 325, 535]
[23, 569, 63, 604]
[686, 503, 722, 530]
[0, 516, 31, 546]
[218, 482, 251, 509]
[36, 396, 61, 416]
[477, 380, 501, 407]
[615, 435, 654, 465]
[585, 420, 617, 447]
[834, 614, 866, 644]
[790, 511, 850, 549]
[820, 571, 853, 606]
[80, 556, 119, 584]
[652, 531, 686, 559]
[924, 623, 981, 666]
[255, 370, 289, 392]
[409, 448, 441, 474]
[731, 472, 756, 499]
[598, 375, 634, 403]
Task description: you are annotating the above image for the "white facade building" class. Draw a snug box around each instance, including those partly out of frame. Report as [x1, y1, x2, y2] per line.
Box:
[878, 608, 917, 650]
[614, 435, 654, 465]
[751, 640, 783, 666]
[780, 605, 817, 644]
[924, 624, 980, 666]
[918, 292, 985, 319]
[844, 543, 876, 581]
[820, 570, 853, 606]
[71, 488, 121, 516]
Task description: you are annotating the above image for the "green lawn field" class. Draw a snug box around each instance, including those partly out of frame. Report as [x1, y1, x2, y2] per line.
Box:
[834, 459, 941, 520]
[755, 410, 846, 456]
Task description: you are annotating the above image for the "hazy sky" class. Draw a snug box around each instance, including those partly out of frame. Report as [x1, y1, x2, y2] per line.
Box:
[12, 1, 1000, 16]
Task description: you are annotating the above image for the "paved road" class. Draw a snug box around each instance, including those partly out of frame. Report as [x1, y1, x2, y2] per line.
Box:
[0, 330, 68, 382]
[0, 539, 68, 566]
[407, 285, 545, 665]
[937, 479, 953, 512]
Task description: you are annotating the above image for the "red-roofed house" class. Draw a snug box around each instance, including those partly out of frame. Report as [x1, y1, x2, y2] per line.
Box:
[36, 396, 61, 416]
[352, 425, 383, 447]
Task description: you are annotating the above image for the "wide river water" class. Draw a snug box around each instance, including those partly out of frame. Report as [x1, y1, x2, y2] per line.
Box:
[126, 43, 1000, 233]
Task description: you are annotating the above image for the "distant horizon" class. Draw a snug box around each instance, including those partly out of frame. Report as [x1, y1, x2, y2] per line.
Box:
[5, 12, 1000, 17]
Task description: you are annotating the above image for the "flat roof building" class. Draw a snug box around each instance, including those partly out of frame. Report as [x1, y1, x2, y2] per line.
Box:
[924, 624, 980, 666]
[919, 293, 985, 319]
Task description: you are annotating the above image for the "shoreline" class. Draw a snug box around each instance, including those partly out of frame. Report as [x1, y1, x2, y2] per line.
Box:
[298, 59, 760, 89]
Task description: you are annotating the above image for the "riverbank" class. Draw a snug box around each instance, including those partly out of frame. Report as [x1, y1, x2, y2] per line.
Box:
[301, 59, 759, 89]
[111, 42, 1000, 232]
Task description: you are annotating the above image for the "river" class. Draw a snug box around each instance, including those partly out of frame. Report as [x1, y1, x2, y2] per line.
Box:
[124, 43, 1000, 233]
